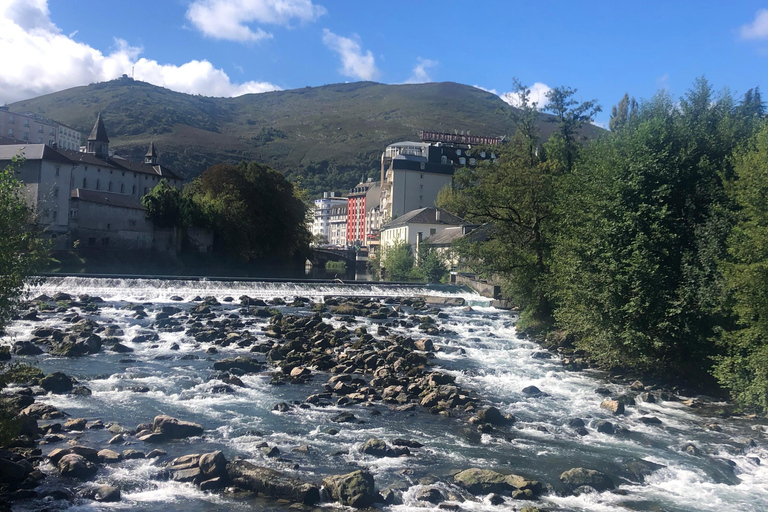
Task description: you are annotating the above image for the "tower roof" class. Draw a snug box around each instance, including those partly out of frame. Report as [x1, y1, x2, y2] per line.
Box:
[88, 113, 109, 143]
[145, 141, 158, 158]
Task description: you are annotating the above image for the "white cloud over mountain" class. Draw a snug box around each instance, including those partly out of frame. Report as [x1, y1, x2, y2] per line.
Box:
[186, 0, 326, 43]
[322, 29, 379, 81]
[0, 0, 281, 104]
[405, 58, 438, 84]
[474, 82, 552, 110]
[741, 9, 768, 40]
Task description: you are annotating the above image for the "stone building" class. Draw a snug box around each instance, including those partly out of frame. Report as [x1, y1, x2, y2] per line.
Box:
[0, 106, 82, 150]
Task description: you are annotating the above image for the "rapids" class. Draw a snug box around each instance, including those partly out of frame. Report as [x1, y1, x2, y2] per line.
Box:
[3, 277, 767, 512]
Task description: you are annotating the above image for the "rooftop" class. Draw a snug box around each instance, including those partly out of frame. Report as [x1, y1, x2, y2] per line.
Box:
[382, 207, 464, 230]
[71, 188, 145, 210]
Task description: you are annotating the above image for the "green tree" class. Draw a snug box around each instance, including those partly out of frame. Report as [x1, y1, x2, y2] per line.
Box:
[715, 121, 768, 412]
[609, 93, 638, 132]
[413, 244, 448, 283]
[142, 179, 185, 228]
[544, 86, 602, 172]
[381, 239, 414, 281]
[0, 160, 47, 331]
[185, 162, 311, 261]
[552, 80, 739, 379]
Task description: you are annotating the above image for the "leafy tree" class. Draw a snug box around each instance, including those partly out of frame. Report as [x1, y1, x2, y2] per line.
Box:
[414, 244, 448, 283]
[185, 162, 311, 261]
[715, 121, 768, 411]
[609, 93, 638, 132]
[544, 86, 602, 172]
[552, 80, 739, 379]
[380, 239, 414, 281]
[0, 160, 47, 332]
[142, 179, 185, 228]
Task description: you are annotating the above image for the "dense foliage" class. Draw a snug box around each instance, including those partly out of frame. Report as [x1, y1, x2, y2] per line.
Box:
[144, 162, 311, 262]
[441, 79, 768, 412]
[0, 160, 46, 332]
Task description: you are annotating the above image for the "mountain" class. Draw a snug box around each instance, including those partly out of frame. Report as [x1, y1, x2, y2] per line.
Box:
[9, 78, 602, 196]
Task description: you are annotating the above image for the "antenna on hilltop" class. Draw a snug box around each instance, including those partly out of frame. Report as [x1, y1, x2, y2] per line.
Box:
[132, 66, 134, 79]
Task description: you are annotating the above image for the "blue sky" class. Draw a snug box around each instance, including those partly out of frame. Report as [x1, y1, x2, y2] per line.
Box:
[2, 0, 768, 127]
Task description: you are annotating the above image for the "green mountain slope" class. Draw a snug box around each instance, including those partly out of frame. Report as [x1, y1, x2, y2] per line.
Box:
[10, 78, 602, 196]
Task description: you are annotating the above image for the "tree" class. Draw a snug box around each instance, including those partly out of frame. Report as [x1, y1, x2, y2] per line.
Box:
[544, 86, 602, 172]
[380, 239, 414, 281]
[414, 244, 448, 283]
[142, 179, 185, 228]
[0, 160, 46, 331]
[439, 82, 558, 327]
[609, 93, 638, 132]
[185, 162, 311, 261]
[715, 121, 768, 412]
[552, 80, 739, 380]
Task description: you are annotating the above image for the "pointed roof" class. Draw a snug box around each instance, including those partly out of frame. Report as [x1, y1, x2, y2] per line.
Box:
[88, 113, 109, 143]
[145, 141, 158, 157]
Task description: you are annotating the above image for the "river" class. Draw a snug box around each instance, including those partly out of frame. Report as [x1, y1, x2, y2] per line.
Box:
[3, 277, 767, 511]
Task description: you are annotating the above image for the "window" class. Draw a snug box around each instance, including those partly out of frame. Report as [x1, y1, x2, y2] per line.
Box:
[49, 127, 54, 135]
[37, 138, 42, 143]
[132, 185, 136, 194]
[7, 129, 12, 136]
[469, 158, 476, 166]
[481, 151, 486, 158]
[108, 182, 112, 191]
[52, 211, 57, 221]
[84, 166, 88, 170]
[441, 155, 448, 164]
[23, 131, 28, 140]
[144, 187, 147, 195]
[120, 184, 124, 193]
[455, 149, 460, 156]
[53, 187, 59, 198]
[107, 223, 111, 230]
[459, 157, 466, 165]
[23, 119, 29, 127]
[48, 140, 54, 145]
[430, 228, 437, 235]
[70, 209, 78, 218]
[420, 162, 425, 170]
[96, 180, 100, 190]
[55, 167, 59, 177]
[83, 178, 87, 188]
[38, 127, 43, 133]
[88, 237, 96, 247]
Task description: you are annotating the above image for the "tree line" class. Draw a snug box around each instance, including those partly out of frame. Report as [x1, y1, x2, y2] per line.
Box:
[439, 79, 768, 413]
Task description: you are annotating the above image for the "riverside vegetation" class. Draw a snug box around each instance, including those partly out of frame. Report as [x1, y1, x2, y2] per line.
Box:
[439, 79, 768, 414]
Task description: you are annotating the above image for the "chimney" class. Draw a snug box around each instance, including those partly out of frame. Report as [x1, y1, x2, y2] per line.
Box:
[435, 209, 441, 223]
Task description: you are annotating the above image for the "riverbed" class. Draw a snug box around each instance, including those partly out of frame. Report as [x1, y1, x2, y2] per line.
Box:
[3, 277, 768, 512]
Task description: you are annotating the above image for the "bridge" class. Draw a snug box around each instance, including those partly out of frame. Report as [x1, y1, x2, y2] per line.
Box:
[309, 248, 368, 273]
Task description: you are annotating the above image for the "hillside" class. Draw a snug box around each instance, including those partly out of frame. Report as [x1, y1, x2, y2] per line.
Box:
[10, 78, 602, 196]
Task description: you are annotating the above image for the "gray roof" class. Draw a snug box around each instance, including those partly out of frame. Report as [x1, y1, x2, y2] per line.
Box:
[0, 144, 73, 164]
[88, 113, 109, 142]
[423, 226, 464, 246]
[382, 207, 464, 230]
[71, 188, 145, 210]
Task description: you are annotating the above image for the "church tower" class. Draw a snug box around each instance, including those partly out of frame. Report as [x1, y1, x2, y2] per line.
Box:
[144, 141, 158, 165]
[86, 113, 109, 158]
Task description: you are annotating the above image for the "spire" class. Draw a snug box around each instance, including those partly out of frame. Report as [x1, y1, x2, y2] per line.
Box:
[86, 113, 109, 158]
[88, 112, 109, 143]
[144, 141, 158, 165]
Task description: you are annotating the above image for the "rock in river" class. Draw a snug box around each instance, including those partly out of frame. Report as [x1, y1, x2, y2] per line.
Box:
[322, 469, 377, 508]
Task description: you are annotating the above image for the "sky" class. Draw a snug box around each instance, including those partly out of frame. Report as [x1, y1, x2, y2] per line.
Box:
[1, 0, 767, 127]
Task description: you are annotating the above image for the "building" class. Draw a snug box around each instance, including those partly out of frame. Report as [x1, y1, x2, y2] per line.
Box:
[422, 223, 483, 269]
[0, 114, 183, 250]
[379, 131, 500, 220]
[0, 106, 83, 150]
[346, 179, 381, 246]
[379, 207, 464, 259]
[311, 191, 346, 244]
[328, 204, 348, 247]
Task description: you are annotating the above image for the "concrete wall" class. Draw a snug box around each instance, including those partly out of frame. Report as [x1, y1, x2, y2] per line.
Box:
[390, 169, 451, 219]
[71, 201, 153, 250]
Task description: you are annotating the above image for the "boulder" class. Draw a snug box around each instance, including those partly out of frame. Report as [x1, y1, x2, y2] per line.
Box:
[453, 468, 541, 496]
[97, 449, 122, 464]
[152, 415, 204, 439]
[199, 450, 227, 479]
[64, 418, 87, 431]
[322, 469, 376, 508]
[12, 341, 43, 356]
[559, 468, 614, 492]
[227, 460, 320, 505]
[92, 485, 121, 502]
[600, 400, 625, 415]
[39, 372, 74, 394]
[0, 456, 33, 484]
[416, 487, 444, 503]
[57, 454, 97, 479]
[360, 438, 388, 457]
[477, 406, 513, 425]
[212, 357, 263, 373]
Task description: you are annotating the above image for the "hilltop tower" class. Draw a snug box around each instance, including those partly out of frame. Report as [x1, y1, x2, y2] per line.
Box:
[86, 113, 109, 158]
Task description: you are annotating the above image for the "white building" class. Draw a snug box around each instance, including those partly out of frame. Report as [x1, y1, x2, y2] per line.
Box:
[311, 191, 346, 244]
[0, 107, 83, 151]
[328, 204, 348, 247]
[379, 207, 464, 259]
[0, 114, 183, 250]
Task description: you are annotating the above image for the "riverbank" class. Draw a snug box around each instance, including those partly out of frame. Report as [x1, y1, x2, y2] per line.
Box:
[1, 280, 767, 511]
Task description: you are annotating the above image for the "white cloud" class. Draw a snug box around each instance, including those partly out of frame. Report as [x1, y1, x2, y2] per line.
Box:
[474, 83, 552, 110]
[405, 58, 437, 84]
[740, 8, 768, 40]
[322, 29, 379, 81]
[0, 0, 281, 103]
[186, 0, 326, 43]
[499, 82, 552, 109]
